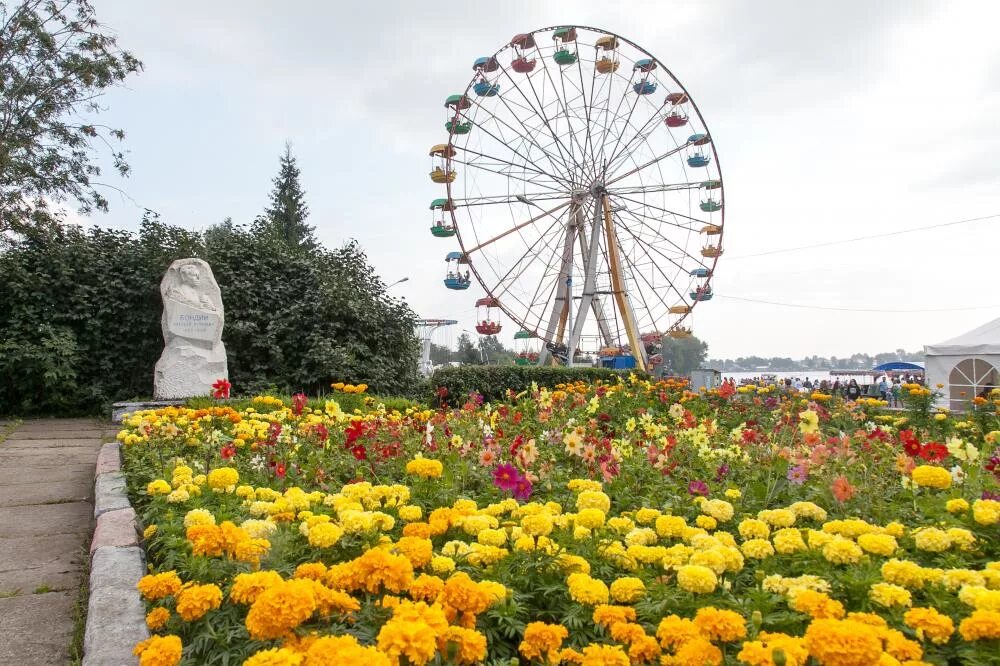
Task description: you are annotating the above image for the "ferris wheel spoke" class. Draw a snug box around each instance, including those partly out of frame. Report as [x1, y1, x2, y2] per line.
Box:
[603, 88, 680, 175]
[602, 70, 653, 181]
[616, 231, 686, 329]
[611, 193, 706, 228]
[456, 103, 577, 190]
[488, 209, 570, 309]
[452, 192, 570, 207]
[462, 198, 573, 254]
[607, 181, 703, 196]
[452, 145, 566, 189]
[498, 61, 583, 185]
[615, 214, 697, 308]
[541, 48, 593, 183]
[615, 207, 704, 269]
[451, 160, 566, 194]
[604, 143, 691, 187]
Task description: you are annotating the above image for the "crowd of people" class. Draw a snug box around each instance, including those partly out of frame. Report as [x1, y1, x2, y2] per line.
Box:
[731, 374, 926, 407]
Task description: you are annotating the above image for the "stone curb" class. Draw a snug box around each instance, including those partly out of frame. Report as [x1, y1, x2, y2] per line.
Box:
[84, 441, 148, 665]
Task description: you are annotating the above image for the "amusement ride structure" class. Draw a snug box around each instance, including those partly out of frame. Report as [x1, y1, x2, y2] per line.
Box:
[429, 26, 724, 371]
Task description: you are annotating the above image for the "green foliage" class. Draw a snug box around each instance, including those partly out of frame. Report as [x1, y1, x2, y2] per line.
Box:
[661, 334, 709, 374]
[254, 142, 315, 250]
[0, 216, 420, 414]
[429, 365, 646, 405]
[0, 0, 142, 231]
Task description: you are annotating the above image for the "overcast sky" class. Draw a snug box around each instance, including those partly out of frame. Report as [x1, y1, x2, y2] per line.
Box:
[86, 0, 1000, 360]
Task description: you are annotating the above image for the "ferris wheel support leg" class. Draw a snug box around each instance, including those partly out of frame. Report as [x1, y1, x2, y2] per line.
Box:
[601, 197, 647, 371]
[567, 197, 606, 361]
[537, 202, 581, 367]
[574, 210, 614, 347]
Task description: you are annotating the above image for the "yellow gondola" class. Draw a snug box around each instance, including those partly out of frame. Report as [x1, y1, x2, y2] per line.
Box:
[429, 144, 457, 158]
[595, 35, 618, 50]
[701, 246, 723, 258]
[669, 305, 691, 314]
[700, 224, 722, 235]
[668, 327, 692, 339]
[596, 58, 620, 74]
[430, 167, 457, 183]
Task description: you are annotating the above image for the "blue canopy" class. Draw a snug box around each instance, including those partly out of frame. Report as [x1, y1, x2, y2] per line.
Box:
[872, 361, 924, 372]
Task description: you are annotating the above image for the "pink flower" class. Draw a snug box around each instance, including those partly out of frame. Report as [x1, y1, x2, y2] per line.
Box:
[211, 378, 231, 399]
[479, 448, 498, 467]
[493, 463, 519, 492]
[291, 392, 308, 416]
[687, 480, 709, 496]
[513, 476, 533, 501]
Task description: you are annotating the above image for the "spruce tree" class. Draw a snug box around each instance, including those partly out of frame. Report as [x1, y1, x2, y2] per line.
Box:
[262, 142, 315, 249]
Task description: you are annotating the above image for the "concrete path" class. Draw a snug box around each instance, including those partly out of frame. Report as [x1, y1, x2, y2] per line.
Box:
[0, 419, 117, 665]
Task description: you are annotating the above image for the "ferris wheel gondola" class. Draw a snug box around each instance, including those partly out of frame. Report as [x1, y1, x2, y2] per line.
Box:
[426, 25, 725, 370]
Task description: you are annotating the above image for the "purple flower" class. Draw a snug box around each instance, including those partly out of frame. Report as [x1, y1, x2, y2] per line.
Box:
[687, 480, 709, 496]
[492, 463, 519, 492]
[982, 490, 1000, 501]
[513, 476, 533, 501]
[787, 464, 808, 486]
[715, 464, 730, 481]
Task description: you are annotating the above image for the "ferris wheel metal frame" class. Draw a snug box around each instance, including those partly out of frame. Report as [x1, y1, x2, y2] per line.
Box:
[433, 25, 725, 372]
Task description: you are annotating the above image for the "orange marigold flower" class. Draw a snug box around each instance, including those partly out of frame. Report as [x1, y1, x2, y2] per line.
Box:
[175, 583, 222, 622]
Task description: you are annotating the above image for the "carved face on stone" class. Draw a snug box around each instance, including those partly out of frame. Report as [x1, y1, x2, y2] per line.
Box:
[179, 264, 201, 286]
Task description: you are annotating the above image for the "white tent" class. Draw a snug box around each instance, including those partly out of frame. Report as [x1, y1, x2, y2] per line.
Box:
[925, 317, 1000, 410]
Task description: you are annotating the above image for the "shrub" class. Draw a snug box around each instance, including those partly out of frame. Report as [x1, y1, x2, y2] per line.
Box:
[429, 365, 647, 405]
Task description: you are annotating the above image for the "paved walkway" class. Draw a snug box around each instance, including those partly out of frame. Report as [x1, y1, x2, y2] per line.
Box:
[0, 419, 116, 665]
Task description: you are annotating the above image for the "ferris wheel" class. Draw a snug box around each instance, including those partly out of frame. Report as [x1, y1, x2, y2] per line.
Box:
[429, 26, 724, 371]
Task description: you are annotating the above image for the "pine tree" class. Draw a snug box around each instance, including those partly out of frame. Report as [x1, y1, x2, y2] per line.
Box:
[262, 142, 315, 249]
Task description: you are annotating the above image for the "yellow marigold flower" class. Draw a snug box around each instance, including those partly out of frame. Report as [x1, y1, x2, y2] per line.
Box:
[230, 571, 284, 605]
[911, 465, 952, 489]
[741, 538, 775, 560]
[245, 579, 318, 640]
[576, 490, 611, 512]
[789, 588, 845, 619]
[881, 559, 926, 589]
[304, 635, 390, 666]
[558, 554, 591, 575]
[946, 528, 976, 550]
[592, 604, 637, 628]
[183, 509, 215, 529]
[477, 528, 507, 547]
[395, 536, 433, 569]
[405, 457, 443, 479]
[702, 499, 735, 522]
[655, 614, 701, 650]
[694, 607, 747, 642]
[958, 609, 1000, 640]
[521, 513, 554, 537]
[609, 577, 646, 604]
[567, 478, 604, 493]
[946, 498, 970, 514]
[576, 508, 606, 529]
[822, 537, 864, 565]
[206, 467, 239, 492]
[145, 607, 170, 631]
[773, 528, 807, 554]
[580, 644, 630, 666]
[431, 556, 456, 575]
[305, 522, 343, 549]
[567, 573, 610, 606]
[519, 621, 568, 662]
[759, 508, 796, 528]
[133, 634, 182, 666]
[166, 489, 189, 503]
[627, 634, 661, 662]
[739, 518, 771, 540]
[243, 647, 304, 666]
[803, 619, 883, 665]
[175, 583, 222, 621]
[737, 632, 809, 666]
[147, 479, 171, 495]
[857, 533, 898, 557]
[236, 484, 255, 498]
[676, 564, 717, 594]
[137, 571, 182, 601]
[673, 638, 722, 665]
[398, 505, 422, 522]
[870, 582, 912, 608]
[695, 515, 718, 530]
[959, 586, 1000, 611]
[972, 499, 1000, 525]
[789, 501, 827, 522]
[913, 527, 951, 552]
[689, 548, 727, 575]
[143, 524, 158, 540]
[377, 615, 439, 665]
[438, 626, 487, 665]
[903, 608, 955, 645]
[725, 488, 742, 499]
[654, 515, 687, 538]
[635, 507, 661, 524]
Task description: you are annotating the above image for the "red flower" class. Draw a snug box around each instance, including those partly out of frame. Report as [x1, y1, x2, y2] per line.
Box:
[275, 462, 287, 478]
[903, 439, 922, 457]
[919, 442, 949, 462]
[211, 378, 231, 399]
[831, 475, 855, 503]
[220, 443, 236, 460]
[350, 444, 367, 461]
[291, 392, 308, 416]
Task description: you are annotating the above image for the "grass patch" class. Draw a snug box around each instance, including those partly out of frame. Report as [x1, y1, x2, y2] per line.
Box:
[0, 418, 23, 444]
[0, 588, 21, 598]
[33, 584, 53, 594]
[68, 545, 90, 665]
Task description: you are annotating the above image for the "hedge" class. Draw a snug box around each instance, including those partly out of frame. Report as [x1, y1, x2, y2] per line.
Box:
[428, 366, 647, 405]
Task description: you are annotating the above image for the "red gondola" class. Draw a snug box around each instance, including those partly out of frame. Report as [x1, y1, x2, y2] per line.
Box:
[475, 297, 503, 335]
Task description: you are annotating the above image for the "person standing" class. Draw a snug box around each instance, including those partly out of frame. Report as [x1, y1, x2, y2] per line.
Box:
[845, 379, 862, 401]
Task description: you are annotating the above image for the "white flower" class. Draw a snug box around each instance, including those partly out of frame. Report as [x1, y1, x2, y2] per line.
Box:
[249, 454, 266, 471]
[950, 465, 967, 485]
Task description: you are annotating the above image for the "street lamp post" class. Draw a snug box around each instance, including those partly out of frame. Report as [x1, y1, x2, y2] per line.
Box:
[387, 277, 409, 289]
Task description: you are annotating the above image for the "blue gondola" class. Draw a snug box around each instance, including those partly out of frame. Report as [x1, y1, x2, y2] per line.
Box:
[687, 153, 711, 168]
[472, 56, 499, 72]
[633, 58, 657, 72]
[690, 286, 714, 301]
[473, 80, 500, 97]
[689, 267, 712, 278]
[689, 133, 712, 146]
[445, 251, 464, 261]
[444, 276, 471, 290]
[633, 80, 657, 95]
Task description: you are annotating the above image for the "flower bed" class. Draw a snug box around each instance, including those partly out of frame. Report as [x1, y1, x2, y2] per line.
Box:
[119, 379, 1000, 665]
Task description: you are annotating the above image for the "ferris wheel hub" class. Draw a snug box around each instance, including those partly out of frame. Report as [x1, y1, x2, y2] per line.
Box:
[588, 181, 607, 198]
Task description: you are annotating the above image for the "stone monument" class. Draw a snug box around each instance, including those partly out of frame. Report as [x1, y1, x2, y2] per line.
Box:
[153, 258, 228, 399]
